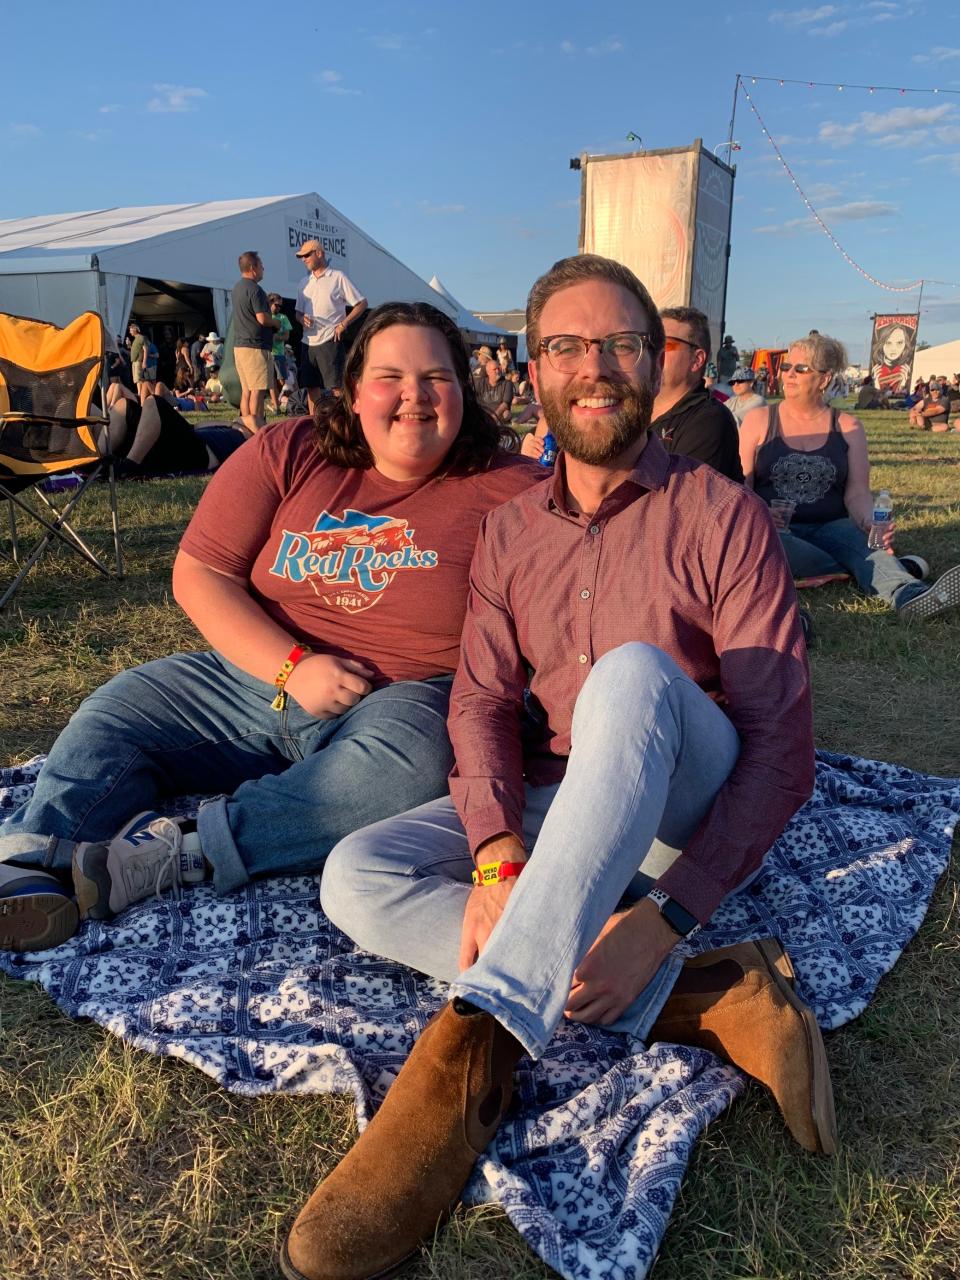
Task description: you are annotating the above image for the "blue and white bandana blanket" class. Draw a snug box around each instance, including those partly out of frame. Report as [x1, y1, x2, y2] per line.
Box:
[2, 750, 958, 1280]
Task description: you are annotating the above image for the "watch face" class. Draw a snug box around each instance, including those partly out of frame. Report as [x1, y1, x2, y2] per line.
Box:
[660, 897, 700, 939]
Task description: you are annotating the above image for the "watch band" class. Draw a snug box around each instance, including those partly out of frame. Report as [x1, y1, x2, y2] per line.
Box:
[471, 860, 525, 887]
[646, 887, 701, 940]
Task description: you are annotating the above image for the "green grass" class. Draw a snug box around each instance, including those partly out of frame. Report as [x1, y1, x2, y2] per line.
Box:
[1, 409, 959, 1280]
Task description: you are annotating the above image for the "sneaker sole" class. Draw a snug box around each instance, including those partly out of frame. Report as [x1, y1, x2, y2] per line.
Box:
[899, 565, 960, 621]
[755, 939, 838, 1156]
[0, 893, 79, 951]
[72, 843, 114, 920]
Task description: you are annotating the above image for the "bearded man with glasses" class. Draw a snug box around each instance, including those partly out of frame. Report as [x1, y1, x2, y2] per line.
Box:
[651, 305, 743, 482]
[280, 255, 832, 1280]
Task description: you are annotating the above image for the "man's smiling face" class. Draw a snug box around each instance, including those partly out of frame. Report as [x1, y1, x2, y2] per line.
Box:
[529, 279, 662, 466]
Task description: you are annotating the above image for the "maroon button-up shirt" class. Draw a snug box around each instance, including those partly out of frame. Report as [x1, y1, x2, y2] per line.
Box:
[448, 433, 814, 924]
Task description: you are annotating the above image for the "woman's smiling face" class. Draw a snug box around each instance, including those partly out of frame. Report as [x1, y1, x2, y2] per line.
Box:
[352, 325, 464, 481]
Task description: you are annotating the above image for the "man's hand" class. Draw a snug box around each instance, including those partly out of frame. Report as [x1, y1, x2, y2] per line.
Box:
[284, 653, 375, 719]
[564, 897, 680, 1026]
[458, 834, 526, 971]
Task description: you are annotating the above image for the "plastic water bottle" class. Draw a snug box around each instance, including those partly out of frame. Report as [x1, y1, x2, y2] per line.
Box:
[539, 431, 557, 468]
[867, 489, 893, 550]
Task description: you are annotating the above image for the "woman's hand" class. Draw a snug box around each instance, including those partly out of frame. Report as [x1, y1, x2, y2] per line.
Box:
[284, 653, 375, 719]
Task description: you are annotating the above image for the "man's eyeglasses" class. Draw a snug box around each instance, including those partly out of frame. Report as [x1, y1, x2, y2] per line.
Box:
[538, 332, 651, 373]
[779, 362, 825, 374]
[663, 335, 703, 354]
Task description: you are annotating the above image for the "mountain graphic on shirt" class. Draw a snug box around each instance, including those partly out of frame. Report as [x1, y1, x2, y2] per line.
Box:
[268, 508, 439, 613]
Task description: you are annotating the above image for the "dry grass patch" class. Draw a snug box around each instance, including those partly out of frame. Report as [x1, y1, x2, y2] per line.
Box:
[0, 407, 958, 1279]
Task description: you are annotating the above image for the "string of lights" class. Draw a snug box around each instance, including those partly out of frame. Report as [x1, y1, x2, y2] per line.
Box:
[742, 73, 960, 97]
[737, 80, 960, 293]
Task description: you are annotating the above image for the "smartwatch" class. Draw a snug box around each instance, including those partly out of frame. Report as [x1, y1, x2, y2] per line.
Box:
[646, 887, 701, 940]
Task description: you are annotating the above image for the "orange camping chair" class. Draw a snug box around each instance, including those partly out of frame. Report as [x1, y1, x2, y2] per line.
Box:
[0, 310, 122, 607]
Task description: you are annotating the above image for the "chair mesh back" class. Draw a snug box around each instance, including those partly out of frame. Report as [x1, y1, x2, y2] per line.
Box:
[0, 311, 105, 477]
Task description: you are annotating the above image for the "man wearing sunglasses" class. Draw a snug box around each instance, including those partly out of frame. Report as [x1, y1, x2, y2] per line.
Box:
[282, 254, 829, 1280]
[294, 239, 367, 413]
[651, 306, 743, 482]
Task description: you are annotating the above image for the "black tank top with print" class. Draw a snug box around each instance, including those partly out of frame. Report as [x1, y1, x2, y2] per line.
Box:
[754, 404, 849, 524]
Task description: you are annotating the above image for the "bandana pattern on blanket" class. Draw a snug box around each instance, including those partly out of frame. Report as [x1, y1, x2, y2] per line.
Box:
[2, 750, 958, 1280]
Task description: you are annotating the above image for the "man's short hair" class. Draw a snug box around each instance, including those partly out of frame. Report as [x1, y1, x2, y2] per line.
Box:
[660, 306, 711, 360]
[526, 254, 665, 359]
[238, 250, 261, 273]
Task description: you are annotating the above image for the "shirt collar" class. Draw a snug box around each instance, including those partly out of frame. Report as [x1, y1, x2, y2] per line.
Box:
[542, 431, 672, 517]
[654, 380, 709, 423]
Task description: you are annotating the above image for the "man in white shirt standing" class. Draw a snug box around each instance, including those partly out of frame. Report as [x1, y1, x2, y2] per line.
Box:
[294, 240, 367, 412]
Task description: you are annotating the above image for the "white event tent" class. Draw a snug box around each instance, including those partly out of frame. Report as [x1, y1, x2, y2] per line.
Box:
[0, 194, 458, 340]
[911, 339, 960, 384]
[427, 275, 511, 348]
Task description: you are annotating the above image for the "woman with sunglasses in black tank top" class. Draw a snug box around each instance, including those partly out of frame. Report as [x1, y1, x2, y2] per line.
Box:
[738, 333, 960, 621]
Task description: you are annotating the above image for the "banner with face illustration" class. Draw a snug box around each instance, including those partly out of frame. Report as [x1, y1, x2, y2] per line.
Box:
[869, 314, 919, 394]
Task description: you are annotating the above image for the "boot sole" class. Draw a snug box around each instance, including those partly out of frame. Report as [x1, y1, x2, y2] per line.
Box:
[0, 893, 79, 951]
[279, 1238, 417, 1280]
[755, 939, 838, 1156]
[72, 843, 113, 920]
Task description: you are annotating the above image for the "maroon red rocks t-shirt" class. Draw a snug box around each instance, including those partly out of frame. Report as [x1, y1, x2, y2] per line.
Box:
[179, 417, 543, 686]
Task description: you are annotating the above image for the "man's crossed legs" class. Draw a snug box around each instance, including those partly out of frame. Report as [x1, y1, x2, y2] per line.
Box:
[282, 644, 836, 1280]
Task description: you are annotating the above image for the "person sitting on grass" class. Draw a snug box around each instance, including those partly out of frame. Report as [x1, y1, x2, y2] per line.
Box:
[0, 302, 540, 954]
[738, 333, 960, 621]
[279, 254, 836, 1280]
[908, 382, 950, 432]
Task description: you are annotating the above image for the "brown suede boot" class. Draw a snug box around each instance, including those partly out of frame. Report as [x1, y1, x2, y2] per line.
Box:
[280, 999, 523, 1280]
[649, 938, 838, 1156]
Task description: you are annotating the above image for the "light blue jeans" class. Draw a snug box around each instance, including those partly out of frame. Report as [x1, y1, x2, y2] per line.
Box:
[321, 643, 743, 1058]
[0, 652, 453, 893]
[780, 518, 925, 608]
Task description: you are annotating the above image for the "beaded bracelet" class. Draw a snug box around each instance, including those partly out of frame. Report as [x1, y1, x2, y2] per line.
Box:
[271, 643, 312, 711]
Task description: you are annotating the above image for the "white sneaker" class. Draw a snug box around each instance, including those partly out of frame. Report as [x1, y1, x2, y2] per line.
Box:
[898, 564, 960, 620]
[73, 812, 207, 920]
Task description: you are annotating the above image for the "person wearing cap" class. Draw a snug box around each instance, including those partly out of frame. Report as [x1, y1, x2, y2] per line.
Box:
[908, 380, 950, 431]
[717, 333, 739, 383]
[652, 306, 743, 482]
[200, 331, 224, 371]
[295, 240, 367, 413]
[726, 365, 767, 426]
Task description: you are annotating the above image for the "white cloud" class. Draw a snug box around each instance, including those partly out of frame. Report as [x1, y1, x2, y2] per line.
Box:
[419, 201, 466, 215]
[912, 46, 960, 63]
[769, 5, 838, 25]
[316, 69, 362, 96]
[753, 216, 815, 234]
[560, 36, 623, 55]
[147, 84, 207, 113]
[9, 122, 42, 137]
[371, 32, 407, 50]
[98, 104, 121, 114]
[819, 103, 956, 148]
[810, 20, 848, 35]
[818, 199, 897, 220]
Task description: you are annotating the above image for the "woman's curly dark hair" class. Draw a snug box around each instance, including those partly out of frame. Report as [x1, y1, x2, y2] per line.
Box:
[313, 301, 517, 472]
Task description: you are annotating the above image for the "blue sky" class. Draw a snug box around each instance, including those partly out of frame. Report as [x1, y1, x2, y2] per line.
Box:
[3, 0, 959, 357]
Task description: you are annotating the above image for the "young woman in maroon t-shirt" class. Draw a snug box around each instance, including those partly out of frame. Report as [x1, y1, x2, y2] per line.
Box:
[1, 303, 541, 952]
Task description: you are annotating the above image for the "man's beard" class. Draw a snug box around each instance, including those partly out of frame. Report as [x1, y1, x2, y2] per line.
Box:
[539, 380, 654, 465]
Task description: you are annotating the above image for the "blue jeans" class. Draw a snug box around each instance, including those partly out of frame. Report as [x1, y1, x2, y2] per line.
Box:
[321, 644, 744, 1059]
[780, 518, 925, 608]
[0, 652, 453, 893]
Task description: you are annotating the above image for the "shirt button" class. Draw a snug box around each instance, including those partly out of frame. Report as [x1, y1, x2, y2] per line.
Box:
[589, 524, 600, 535]
[580, 589, 590, 599]
[578, 654, 588, 664]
